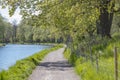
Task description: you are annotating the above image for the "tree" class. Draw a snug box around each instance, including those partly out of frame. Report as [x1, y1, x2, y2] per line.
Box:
[0, 15, 5, 42]
[3, 22, 13, 43]
[96, 0, 115, 38]
[0, 15, 13, 43]
[12, 20, 17, 42]
[17, 20, 33, 43]
[17, 21, 26, 42]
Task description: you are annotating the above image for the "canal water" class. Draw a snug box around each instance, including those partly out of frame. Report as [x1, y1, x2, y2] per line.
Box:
[0, 44, 50, 71]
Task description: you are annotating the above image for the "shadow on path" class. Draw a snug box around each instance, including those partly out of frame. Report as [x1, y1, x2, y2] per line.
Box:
[39, 61, 73, 71]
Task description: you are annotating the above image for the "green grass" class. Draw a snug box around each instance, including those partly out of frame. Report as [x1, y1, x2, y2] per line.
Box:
[64, 48, 117, 80]
[64, 34, 120, 80]
[0, 44, 63, 80]
[74, 57, 115, 80]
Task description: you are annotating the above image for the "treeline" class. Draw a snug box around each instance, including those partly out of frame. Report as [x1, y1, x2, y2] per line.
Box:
[17, 19, 63, 43]
[0, 0, 120, 44]
[0, 15, 13, 43]
[0, 15, 63, 43]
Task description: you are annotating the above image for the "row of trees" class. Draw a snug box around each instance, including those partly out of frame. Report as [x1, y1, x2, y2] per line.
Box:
[0, 0, 120, 44]
[0, 15, 63, 43]
[17, 19, 63, 43]
[0, 15, 13, 43]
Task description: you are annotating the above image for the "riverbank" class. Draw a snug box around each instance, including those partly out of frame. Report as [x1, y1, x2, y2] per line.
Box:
[0, 43, 5, 47]
[0, 44, 63, 80]
[2, 42, 59, 46]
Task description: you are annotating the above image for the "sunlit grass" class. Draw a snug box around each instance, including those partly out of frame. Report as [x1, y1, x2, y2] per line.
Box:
[64, 34, 120, 80]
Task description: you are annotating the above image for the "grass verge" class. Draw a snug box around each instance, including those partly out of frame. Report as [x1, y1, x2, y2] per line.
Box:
[64, 34, 120, 80]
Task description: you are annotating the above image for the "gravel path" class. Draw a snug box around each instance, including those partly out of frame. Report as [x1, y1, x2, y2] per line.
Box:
[28, 48, 80, 80]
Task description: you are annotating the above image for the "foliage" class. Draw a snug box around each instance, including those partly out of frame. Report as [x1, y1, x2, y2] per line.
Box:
[0, 0, 100, 44]
[0, 15, 13, 43]
[0, 0, 120, 44]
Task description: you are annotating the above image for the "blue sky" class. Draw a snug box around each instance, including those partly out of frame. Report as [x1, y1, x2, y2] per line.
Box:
[0, 6, 22, 24]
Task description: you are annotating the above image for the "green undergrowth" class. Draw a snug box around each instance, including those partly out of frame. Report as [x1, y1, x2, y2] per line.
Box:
[0, 44, 63, 80]
[74, 57, 117, 80]
[64, 34, 120, 80]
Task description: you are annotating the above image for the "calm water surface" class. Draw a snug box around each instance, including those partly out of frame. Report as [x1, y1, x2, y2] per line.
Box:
[0, 44, 50, 71]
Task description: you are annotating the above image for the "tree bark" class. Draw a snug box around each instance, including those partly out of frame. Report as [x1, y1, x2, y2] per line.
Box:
[97, 0, 114, 38]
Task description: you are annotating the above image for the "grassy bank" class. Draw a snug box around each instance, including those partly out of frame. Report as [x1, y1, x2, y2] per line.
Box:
[64, 34, 120, 80]
[0, 44, 63, 80]
[0, 43, 5, 47]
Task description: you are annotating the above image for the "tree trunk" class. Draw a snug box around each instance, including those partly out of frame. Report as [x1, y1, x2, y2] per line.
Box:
[97, 0, 114, 38]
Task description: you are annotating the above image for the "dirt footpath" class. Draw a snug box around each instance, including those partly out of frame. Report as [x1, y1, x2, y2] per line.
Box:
[28, 48, 80, 80]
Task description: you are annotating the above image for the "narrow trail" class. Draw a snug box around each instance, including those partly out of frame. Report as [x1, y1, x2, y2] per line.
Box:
[28, 48, 80, 80]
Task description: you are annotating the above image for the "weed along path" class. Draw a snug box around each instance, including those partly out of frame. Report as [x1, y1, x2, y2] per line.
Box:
[28, 48, 80, 80]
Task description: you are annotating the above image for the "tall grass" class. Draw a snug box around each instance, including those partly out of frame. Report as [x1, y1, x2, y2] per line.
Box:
[64, 34, 120, 80]
[0, 44, 63, 80]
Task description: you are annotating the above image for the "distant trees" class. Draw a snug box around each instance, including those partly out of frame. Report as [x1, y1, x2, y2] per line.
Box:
[16, 19, 63, 43]
[0, 15, 13, 43]
[0, 15, 5, 42]
[17, 21, 26, 42]
[12, 20, 17, 43]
